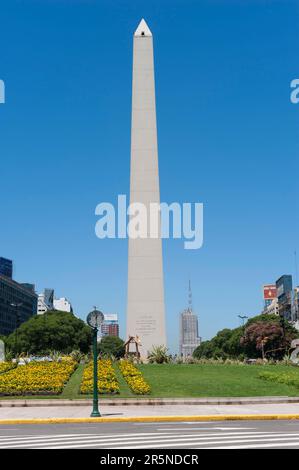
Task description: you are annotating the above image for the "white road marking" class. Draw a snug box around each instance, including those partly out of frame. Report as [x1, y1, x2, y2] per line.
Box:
[116, 435, 299, 449]
[157, 427, 255, 431]
[43, 433, 299, 449]
[0, 429, 299, 450]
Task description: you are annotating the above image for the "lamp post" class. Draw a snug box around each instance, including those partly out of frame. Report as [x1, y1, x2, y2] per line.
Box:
[10, 302, 23, 354]
[86, 307, 104, 418]
[238, 314, 248, 327]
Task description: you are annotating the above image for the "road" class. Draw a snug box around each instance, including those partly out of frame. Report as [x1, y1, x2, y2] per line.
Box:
[0, 420, 299, 449]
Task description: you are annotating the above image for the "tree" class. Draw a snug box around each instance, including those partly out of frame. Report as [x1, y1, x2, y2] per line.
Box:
[241, 321, 296, 360]
[193, 327, 244, 359]
[4, 311, 92, 355]
[97, 336, 125, 359]
[193, 313, 298, 360]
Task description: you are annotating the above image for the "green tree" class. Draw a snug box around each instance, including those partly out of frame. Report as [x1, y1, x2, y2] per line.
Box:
[241, 320, 297, 360]
[193, 314, 297, 360]
[5, 311, 92, 355]
[193, 340, 214, 359]
[97, 336, 125, 359]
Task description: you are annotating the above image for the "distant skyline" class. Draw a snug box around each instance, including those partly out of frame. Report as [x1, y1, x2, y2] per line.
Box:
[0, 1, 298, 353]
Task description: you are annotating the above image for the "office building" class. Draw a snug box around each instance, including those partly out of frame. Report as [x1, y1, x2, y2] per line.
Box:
[179, 283, 201, 358]
[0, 257, 13, 279]
[0, 275, 37, 336]
[276, 275, 293, 321]
[263, 284, 277, 309]
[101, 314, 119, 337]
[53, 297, 73, 313]
[37, 288, 54, 314]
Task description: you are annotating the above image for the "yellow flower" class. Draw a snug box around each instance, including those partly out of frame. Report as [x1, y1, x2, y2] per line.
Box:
[118, 360, 151, 395]
[80, 359, 120, 395]
[0, 360, 77, 396]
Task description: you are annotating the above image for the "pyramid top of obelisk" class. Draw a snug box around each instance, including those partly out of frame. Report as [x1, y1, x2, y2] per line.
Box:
[134, 19, 152, 37]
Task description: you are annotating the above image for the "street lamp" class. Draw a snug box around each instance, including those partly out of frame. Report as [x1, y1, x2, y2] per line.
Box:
[238, 314, 248, 326]
[10, 302, 23, 353]
[86, 307, 104, 418]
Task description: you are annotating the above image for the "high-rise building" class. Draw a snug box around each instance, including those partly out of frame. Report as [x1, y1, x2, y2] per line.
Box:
[37, 288, 54, 314]
[262, 284, 279, 315]
[101, 314, 119, 337]
[126, 19, 166, 357]
[263, 284, 277, 309]
[0, 275, 38, 336]
[38, 289, 73, 315]
[53, 297, 73, 313]
[179, 283, 201, 358]
[276, 275, 293, 321]
[0, 257, 13, 279]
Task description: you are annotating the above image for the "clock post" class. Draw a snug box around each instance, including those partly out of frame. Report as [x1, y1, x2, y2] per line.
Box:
[86, 308, 104, 418]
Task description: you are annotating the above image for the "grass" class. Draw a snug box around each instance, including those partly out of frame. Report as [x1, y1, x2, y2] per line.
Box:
[60, 364, 85, 399]
[138, 364, 299, 398]
[1, 363, 299, 399]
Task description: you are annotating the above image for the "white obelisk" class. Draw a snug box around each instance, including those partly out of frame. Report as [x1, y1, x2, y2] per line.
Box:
[126, 19, 166, 358]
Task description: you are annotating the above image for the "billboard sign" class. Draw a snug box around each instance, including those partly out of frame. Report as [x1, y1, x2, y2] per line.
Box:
[263, 285, 277, 300]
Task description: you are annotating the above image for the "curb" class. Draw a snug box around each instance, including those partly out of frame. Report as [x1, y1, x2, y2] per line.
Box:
[1, 414, 299, 425]
[1, 397, 299, 407]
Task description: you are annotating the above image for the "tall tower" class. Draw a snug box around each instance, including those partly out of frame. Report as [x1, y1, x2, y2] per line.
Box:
[126, 19, 166, 357]
[179, 282, 201, 358]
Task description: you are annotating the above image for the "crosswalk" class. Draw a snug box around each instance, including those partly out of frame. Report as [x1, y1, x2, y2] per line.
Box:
[1, 428, 299, 449]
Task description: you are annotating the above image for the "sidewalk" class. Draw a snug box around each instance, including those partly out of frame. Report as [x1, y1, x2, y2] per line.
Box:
[1, 402, 299, 423]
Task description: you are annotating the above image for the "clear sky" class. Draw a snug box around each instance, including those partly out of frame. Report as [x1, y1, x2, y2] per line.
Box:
[0, 0, 298, 353]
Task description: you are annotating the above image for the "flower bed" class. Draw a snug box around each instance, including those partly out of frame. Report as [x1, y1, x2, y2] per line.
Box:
[0, 359, 77, 396]
[80, 359, 119, 394]
[118, 360, 151, 395]
[0, 362, 17, 374]
[258, 370, 299, 388]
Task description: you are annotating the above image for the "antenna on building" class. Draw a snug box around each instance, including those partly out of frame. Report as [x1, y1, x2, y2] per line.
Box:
[188, 280, 193, 312]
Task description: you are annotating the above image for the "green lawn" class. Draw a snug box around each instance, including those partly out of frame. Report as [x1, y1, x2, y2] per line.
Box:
[1, 363, 299, 399]
[138, 364, 299, 397]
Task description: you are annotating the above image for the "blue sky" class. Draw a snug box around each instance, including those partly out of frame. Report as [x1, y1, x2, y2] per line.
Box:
[0, 0, 298, 353]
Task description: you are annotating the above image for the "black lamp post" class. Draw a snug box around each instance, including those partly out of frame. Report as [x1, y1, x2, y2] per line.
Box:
[86, 308, 104, 418]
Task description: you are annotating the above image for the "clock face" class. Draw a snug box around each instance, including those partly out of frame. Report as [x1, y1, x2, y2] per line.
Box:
[87, 310, 104, 328]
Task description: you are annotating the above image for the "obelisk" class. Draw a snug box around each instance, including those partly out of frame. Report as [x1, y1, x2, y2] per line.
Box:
[126, 19, 166, 358]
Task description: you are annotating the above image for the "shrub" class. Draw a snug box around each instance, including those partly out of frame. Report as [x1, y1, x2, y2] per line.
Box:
[147, 346, 170, 364]
[258, 370, 299, 388]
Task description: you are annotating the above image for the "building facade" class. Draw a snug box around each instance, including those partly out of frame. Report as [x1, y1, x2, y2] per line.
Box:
[37, 288, 54, 314]
[0, 257, 13, 279]
[53, 297, 73, 313]
[179, 308, 201, 357]
[179, 283, 201, 358]
[276, 275, 293, 321]
[101, 314, 119, 337]
[263, 297, 279, 316]
[0, 275, 38, 336]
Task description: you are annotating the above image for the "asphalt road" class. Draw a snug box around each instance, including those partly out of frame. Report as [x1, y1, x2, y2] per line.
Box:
[0, 420, 299, 449]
